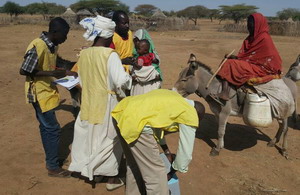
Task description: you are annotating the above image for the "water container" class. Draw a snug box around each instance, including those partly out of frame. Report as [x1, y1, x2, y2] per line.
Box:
[243, 93, 272, 127]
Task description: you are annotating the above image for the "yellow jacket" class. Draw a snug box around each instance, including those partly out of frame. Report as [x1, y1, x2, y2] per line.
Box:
[111, 89, 199, 144]
[78, 47, 113, 124]
[24, 38, 59, 113]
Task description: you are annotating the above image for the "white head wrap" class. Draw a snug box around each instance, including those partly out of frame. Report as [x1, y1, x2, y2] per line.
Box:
[134, 29, 144, 40]
[80, 15, 116, 41]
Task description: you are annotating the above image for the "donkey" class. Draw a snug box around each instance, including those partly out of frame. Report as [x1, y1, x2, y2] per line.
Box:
[285, 55, 300, 81]
[284, 54, 300, 122]
[173, 54, 297, 158]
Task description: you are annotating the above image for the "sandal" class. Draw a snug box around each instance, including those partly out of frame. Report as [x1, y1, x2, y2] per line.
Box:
[208, 94, 225, 106]
[48, 168, 71, 178]
[106, 178, 125, 191]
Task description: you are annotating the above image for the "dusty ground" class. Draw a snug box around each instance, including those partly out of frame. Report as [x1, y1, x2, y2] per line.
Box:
[0, 19, 300, 194]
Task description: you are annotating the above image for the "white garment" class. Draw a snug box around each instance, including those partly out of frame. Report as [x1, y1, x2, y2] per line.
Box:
[80, 15, 116, 41]
[131, 66, 161, 95]
[254, 79, 295, 119]
[68, 52, 132, 180]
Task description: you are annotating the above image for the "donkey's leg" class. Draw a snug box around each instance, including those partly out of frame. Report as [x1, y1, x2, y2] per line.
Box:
[292, 101, 298, 123]
[267, 119, 284, 147]
[281, 118, 289, 158]
[267, 119, 289, 158]
[210, 113, 230, 156]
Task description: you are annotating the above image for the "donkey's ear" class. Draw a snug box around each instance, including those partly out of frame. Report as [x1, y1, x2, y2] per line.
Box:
[188, 53, 197, 64]
[297, 54, 300, 64]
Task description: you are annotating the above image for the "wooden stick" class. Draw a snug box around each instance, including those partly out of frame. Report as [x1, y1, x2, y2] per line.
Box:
[205, 49, 235, 89]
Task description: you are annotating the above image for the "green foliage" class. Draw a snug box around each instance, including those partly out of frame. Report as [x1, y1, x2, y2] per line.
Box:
[277, 8, 300, 21]
[208, 9, 221, 22]
[3, 1, 24, 17]
[70, 0, 129, 15]
[163, 10, 177, 17]
[177, 5, 209, 25]
[219, 4, 258, 23]
[47, 3, 66, 15]
[24, 2, 65, 19]
[134, 4, 157, 17]
[117, 2, 130, 14]
[25, 3, 41, 15]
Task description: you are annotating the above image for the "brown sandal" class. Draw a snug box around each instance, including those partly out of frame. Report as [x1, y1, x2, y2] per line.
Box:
[48, 168, 71, 178]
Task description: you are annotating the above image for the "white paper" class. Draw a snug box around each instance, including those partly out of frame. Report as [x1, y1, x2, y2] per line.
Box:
[54, 76, 79, 90]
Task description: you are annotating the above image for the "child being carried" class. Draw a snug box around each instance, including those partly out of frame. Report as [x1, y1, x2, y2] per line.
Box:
[135, 39, 159, 67]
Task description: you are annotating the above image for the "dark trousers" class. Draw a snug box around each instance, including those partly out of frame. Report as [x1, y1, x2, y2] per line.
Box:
[32, 102, 61, 170]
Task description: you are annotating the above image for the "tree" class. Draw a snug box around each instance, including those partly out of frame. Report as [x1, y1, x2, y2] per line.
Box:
[70, 0, 129, 15]
[47, 3, 66, 15]
[177, 5, 209, 25]
[134, 4, 157, 17]
[116, 2, 130, 13]
[208, 9, 221, 22]
[162, 10, 177, 17]
[24, 2, 66, 19]
[219, 4, 258, 24]
[277, 8, 300, 21]
[25, 3, 42, 15]
[3, 1, 24, 20]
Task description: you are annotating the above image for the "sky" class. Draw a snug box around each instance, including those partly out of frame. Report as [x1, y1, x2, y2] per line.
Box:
[1, 0, 300, 17]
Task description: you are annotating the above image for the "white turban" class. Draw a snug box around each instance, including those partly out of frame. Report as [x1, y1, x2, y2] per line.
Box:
[80, 15, 116, 41]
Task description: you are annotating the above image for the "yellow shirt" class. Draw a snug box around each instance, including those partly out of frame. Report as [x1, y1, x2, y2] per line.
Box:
[24, 38, 59, 113]
[78, 47, 113, 124]
[112, 30, 134, 73]
[111, 89, 199, 144]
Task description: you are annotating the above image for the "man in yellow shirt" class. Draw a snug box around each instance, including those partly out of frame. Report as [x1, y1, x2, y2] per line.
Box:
[112, 89, 205, 194]
[19, 17, 76, 178]
[111, 10, 135, 73]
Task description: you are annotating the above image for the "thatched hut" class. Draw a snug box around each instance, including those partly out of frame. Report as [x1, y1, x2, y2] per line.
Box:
[151, 9, 167, 20]
[76, 9, 94, 23]
[61, 8, 77, 24]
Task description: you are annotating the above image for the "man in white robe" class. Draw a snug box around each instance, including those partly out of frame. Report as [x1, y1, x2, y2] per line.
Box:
[68, 15, 131, 191]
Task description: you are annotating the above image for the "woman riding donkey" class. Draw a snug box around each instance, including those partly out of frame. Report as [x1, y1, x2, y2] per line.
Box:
[211, 13, 282, 104]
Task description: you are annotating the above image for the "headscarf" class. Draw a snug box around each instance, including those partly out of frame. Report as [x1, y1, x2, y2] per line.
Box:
[134, 29, 160, 61]
[80, 15, 116, 41]
[237, 13, 282, 74]
[133, 29, 162, 79]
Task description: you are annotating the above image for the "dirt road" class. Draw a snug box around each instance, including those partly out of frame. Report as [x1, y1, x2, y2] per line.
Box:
[1, 20, 299, 194]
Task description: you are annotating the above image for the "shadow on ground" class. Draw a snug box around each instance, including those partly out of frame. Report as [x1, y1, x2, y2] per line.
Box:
[288, 115, 300, 130]
[59, 120, 75, 164]
[196, 113, 271, 151]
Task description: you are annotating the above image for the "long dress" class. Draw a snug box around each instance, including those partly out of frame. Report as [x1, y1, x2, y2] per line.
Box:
[131, 29, 162, 95]
[68, 49, 131, 181]
[217, 13, 282, 86]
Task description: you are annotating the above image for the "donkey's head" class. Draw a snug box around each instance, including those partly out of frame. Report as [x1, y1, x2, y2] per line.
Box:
[173, 54, 200, 97]
[285, 55, 300, 81]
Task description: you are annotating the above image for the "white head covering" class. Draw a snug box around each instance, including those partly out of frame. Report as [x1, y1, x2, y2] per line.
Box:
[134, 29, 144, 40]
[80, 15, 116, 41]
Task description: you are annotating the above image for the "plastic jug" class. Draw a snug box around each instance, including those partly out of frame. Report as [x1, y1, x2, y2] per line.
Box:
[243, 93, 272, 127]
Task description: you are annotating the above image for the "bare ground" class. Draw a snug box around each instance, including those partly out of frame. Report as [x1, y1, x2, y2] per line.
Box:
[0, 20, 300, 194]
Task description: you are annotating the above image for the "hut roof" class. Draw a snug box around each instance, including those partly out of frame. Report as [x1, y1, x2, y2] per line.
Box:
[76, 9, 93, 16]
[151, 9, 167, 19]
[62, 8, 76, 16]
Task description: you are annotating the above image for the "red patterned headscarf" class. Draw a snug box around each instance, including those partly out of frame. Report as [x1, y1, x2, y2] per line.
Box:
[238, 13, 282, 74]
